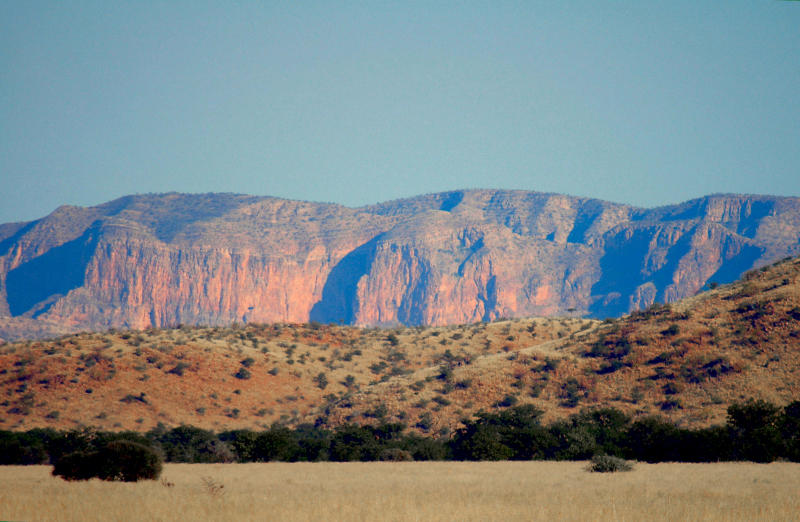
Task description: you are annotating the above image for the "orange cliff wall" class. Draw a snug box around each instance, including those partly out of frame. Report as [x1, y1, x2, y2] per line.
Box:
[1, 191, 799, 340]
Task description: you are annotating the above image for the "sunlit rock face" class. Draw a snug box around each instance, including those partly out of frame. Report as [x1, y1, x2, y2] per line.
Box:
[1, 190, 798, 339]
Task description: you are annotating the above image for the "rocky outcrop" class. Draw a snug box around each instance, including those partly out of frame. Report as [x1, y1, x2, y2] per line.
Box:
[1, 190, 799, 340]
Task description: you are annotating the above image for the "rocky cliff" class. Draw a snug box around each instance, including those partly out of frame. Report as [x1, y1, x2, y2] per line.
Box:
[1, 190, 798, 340]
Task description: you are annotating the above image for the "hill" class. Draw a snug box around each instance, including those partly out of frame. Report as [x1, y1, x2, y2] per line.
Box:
[1, 255, 798, 432]
[2, 190, 800, 340]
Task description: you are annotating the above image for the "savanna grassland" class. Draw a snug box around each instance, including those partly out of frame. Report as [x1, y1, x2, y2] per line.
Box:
[2, 461, 799, 521]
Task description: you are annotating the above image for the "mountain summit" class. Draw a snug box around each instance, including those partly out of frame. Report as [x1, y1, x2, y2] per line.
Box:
[1, 190, 799, 340]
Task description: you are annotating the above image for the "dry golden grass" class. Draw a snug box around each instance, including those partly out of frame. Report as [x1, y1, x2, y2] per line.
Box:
[2, 462, 799, 521]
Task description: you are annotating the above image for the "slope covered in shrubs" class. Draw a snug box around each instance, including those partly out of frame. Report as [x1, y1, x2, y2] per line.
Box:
[0, 256, 798, 435]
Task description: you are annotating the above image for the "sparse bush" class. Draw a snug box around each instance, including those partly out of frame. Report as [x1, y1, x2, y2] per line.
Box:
[167, 362, 190, 376]
[662, 324, 680, 337]
[234, 367, 252, 380]
[541, 357, 560, 372]
[587, 454, 633, 473]
[432, 395, 451, 406]
[455, 379, 472, 390]
[314, 372, 329, 390]
[662, 382, 681, 395]
[369, 361, 388, 375]
[120, 392, 148, 404]
[660, 399, 681, 411]
[436, 364, 454, 382]
[416, 412, 434, 432]
[587, 336, 631, 359]
[496, 394, 518, 408]
[559, 378, 585, 408]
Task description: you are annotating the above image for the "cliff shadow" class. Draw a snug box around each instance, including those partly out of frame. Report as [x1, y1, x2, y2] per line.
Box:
[0, 220, 40, 257]
[566, 206, 604, 244]
[705, 245, 765, 287]
[735, 201, 773, 239]
[5, 226, 99, 317]
[588, 230, 653, 318]
[439, 191, 464, 212]
[309, 236, 381, 324]
[588, 226, 694, 318]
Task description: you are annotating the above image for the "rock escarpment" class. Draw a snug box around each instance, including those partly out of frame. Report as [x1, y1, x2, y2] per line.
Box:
[1, 190, 798, 340]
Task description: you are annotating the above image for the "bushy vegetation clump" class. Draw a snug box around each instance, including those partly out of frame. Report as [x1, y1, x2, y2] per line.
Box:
[52, 440, 162, 482]
[587, 454, 633, 473]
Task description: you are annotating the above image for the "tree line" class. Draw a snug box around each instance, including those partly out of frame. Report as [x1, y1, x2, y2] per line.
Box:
[2, 399, 799, 465]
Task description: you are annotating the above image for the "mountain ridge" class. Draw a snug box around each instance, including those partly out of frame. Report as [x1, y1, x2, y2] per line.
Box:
[1, 189, 799, 341]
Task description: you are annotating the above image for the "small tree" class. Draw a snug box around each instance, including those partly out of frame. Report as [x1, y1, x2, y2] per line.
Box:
[727, 399, 782, 462]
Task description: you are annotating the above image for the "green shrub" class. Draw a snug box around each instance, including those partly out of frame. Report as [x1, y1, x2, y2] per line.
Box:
[559, 378, 585, 408]
[167, 362, 190, 376]
[314, 372, 329, 390]
[495, 394, 518, 408]
[432, 395, 451, 406]
[52, 440, 162, 482]
[52, 450, 98, 481]
[587, 454, 633, 473]
[234, 367, 252, 380]
[662, 324, 680, 336]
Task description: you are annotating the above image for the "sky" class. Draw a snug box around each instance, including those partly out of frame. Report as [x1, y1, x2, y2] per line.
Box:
[1, 1, 799, 224]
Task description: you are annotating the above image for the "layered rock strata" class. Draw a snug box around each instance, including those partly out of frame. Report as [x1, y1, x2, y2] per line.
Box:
[1, 190, 798, 340]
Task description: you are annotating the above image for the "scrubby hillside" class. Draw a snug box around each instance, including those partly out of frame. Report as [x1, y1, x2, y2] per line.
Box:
[0, 256, 798, 433]
[0, 313, 595, 431]
[329, 256, 800, 432]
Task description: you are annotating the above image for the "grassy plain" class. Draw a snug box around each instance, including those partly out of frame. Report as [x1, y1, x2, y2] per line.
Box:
[2, 462, 799, 521]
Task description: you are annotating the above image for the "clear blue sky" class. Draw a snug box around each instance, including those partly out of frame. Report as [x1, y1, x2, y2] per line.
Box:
[1, 1, 798, 224]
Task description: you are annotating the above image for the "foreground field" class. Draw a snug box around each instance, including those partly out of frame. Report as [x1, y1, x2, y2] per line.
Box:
[2, 462, 799, 521]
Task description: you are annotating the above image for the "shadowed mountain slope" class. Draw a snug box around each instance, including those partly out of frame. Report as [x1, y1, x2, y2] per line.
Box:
[1, 190, 799, 340]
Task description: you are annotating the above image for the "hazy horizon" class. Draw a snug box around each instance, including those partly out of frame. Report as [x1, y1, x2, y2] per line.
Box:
[5, 187, 800, 225]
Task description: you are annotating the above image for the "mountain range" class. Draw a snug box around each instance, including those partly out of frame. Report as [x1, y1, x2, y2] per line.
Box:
[1, 190, 799, 341]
